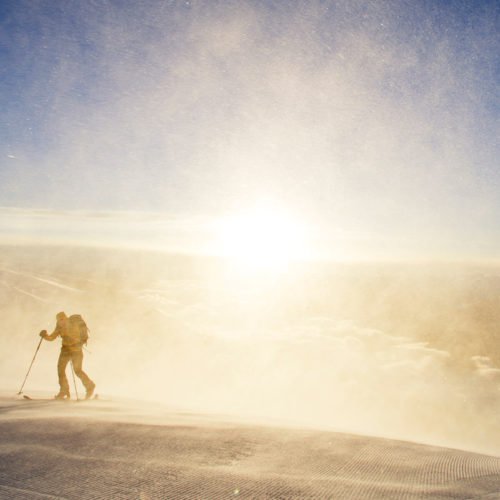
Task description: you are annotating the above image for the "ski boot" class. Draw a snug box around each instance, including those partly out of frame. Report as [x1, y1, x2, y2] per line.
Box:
[54, 391, 70, 400]
[85, 382, 96, 400]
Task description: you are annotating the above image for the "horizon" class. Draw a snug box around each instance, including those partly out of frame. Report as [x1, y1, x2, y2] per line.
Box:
[2, 206, 500, 266]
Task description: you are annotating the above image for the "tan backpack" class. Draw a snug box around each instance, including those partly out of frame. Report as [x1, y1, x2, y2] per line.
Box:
[68, 314, 89, 345]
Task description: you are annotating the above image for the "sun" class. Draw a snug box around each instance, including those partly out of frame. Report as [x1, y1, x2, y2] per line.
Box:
[212, 203, 312, 272]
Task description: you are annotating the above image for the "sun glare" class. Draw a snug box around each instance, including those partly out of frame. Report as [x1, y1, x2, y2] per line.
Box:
[212, 204, 312, 272]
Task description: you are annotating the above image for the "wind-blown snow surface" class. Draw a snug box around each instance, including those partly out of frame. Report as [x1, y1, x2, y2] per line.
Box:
[1, 245, 499, 456]
[1, 397, 500, 499]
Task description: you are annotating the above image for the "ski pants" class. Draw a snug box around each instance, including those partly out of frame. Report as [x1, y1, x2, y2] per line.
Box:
[57, 348, 93, 394]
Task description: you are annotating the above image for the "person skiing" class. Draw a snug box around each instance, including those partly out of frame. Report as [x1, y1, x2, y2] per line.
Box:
[39, 311, 96, 400]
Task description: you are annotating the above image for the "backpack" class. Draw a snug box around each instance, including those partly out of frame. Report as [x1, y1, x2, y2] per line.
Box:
[68, 314, 89, 345]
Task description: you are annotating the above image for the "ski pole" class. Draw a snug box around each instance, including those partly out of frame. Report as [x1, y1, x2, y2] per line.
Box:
[70, 360, 79, 401]
[18, 336, 43, 395]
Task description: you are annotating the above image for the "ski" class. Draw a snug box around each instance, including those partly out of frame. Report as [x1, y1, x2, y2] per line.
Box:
[22, 395, 70, 402]
[22, 394, 99, 402]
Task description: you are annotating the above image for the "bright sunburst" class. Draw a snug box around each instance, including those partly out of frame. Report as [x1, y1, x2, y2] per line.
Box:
[212, 203, 312, 271]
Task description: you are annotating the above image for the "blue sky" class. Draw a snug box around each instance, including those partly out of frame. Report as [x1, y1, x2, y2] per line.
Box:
[0, 0, 498, 260]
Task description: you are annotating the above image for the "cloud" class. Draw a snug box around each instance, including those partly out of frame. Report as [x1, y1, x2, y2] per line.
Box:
[472, 356, 500, 381]
[0, 207, 211, 253]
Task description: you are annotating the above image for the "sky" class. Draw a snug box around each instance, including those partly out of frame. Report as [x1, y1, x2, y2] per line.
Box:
[0, 0, 499, 261]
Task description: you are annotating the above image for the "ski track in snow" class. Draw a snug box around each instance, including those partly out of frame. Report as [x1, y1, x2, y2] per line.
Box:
[0, 483, 66, 499]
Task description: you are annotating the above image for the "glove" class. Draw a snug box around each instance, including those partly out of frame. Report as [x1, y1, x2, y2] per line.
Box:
[39, 330, 47, 338]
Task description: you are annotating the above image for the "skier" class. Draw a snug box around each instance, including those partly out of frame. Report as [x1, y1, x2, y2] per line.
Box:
[40, 311, 96, 400]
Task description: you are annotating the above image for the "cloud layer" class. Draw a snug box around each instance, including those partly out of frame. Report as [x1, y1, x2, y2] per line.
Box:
[1, 246, 499, 454]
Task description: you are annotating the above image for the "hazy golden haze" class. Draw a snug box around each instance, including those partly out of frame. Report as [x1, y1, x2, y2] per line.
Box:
[1, 245, 499, 455]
